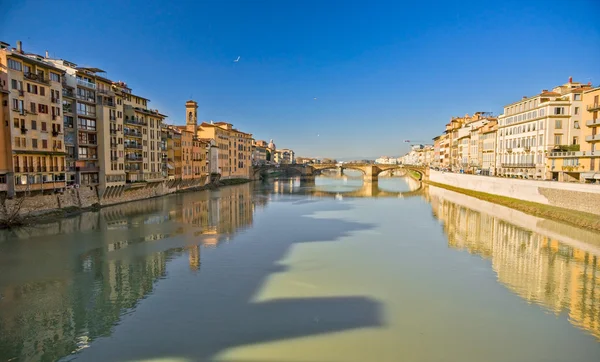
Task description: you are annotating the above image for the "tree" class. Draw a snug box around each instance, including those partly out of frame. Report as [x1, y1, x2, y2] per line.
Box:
[0, 194, 28, 228]
[321, 158, 337, 164]
[266, 150, 271, 161]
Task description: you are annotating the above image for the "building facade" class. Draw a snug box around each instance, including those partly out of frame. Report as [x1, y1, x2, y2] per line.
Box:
[0, 41, 67, 196]
[197, 121, 253, 179]
[498, 78, 590, 180]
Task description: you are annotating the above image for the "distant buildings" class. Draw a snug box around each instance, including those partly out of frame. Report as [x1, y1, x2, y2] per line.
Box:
[375, 156, 398, 165]
[424, 77, 598, 182]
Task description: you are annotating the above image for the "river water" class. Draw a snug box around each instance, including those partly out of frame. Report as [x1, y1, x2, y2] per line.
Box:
[1, 173, 599, 362]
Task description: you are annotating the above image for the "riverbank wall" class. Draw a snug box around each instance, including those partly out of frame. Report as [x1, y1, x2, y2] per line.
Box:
[1, 176, 250, 222]
[429, 170, 600, 216]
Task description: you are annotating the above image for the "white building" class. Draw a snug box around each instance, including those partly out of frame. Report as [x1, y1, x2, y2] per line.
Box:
[375, 156, 398, 165]
[496, 78, 590, 179]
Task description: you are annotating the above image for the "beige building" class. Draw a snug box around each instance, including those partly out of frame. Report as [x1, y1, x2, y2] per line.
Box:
[0, 41, 67, 196]
[550, 87, 600, 183]
[479, 120, 498, 175]
[498, 78, 591, 180]
[197, 121, 253, 179]
[252, 142, 268, 166]
[122, 89, 166, 183]
[273, 148, 295, 164]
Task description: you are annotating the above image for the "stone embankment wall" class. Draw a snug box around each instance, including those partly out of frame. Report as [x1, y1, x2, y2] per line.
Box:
[3, 176, 213, 217]
[429, 170, 600, 216]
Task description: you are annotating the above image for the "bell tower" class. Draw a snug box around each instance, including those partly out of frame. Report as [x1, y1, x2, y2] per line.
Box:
[185, 100, 198, 134]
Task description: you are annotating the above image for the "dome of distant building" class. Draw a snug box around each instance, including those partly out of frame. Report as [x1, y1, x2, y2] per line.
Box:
[267, 139, 276, 151]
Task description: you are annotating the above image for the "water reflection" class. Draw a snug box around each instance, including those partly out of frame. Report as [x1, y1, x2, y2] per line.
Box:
[265, 175, 423, 198]
[427, 185, 600, 340]
[0, 185, 255, 362]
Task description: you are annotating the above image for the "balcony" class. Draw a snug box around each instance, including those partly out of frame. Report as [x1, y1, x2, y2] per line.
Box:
[24, 72, 50, 85]
[20, 127, 27, 134]
[52, 131, 60, 137]
[124, 129, 142, 138]
[78, 154, 98, 160]
[17, 89, 24, 97]
[63, 105, 73, 114]
[100, 100, 116, 107]
[587, 103, 600, 112]
[126, 156, 143, 162]
[524, 146, 531, 152]
[97, 88, 114, 95]
[110, 142, 118, 148]
[109, 129, 117, 135]
[587, 119, 600, 127]
[501, 163, 536, 168]
[78, 140, 98, 146]
[125, 144, 143, 150]
[111, 156, 119, 161]
[585, 134, 600, 142]
[51, 97, 60, 104]
[77, 165, 100, 172]
[109, 116, 117, 121]
[124, 118, 147, 126]
[62, 89, 75, 98]
[76, 94, 96, 103]
[77, 110, 96, 117]
[77, 78, 96, 89]
[549, 150, 599, 157]
[506, 148, 512, 153]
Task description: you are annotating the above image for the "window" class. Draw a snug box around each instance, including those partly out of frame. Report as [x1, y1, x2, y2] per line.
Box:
[555, 119, 562, 129]
[42, 140, 48, 149]
[539, 135, 543, 146]
[31, 120, 37, 130]
[38, 104, 48, 114]
[573, 137, 578, 145]
[574, 94, 581, 101]
[40, 87, 45, 96]
[32, 139, 38, 149]
[574, 121, 580, 129]
[50, 72, 60, 82]
[554, 134, 562, 145]
[41, 122, 47, 131]
[554, 107, 564, 115]
[30, 102, 36, 113]
[574, 107, 579, 115]
[8, 59, 22, 71]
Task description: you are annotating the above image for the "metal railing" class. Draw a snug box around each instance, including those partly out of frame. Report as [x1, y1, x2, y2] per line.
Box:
[24, 72, 50, 84]
[77, 78, 96, 89]
[62, 89, 74, 98]
[587, 103, 600, 111]
[77, 110, 96, 117]
[124, 129, 142, 137]
[124, 118, 147, 126]
[125, 144, 143, 149]
[501, 163, 536, 168]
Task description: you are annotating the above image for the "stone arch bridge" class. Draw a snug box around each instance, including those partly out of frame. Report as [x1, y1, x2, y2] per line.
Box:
[253, 163, 429, 182]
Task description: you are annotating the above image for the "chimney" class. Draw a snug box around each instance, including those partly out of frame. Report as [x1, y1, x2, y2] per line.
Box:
[569, 76, 573, 83]
[45, 50, 49, 58]
[16, 40, 22, 54]
[542, 89, 548, 93]
[589, 82, 592, 86]
[522, 96, 527, 99]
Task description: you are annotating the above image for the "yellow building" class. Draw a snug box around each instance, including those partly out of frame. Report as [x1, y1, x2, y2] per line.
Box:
[122, 90, 166, 183]
[197, 121, 253, 179]
[0, 41, 67, 196]
[578, 87, 600, 182]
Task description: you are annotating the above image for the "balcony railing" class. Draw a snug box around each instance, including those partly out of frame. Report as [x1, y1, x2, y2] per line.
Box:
[24, 72, 50, 84]
[76, 94, 96, 103]
[587, 119, 600, 127]
[62, 89, 75, 98]
[77, 166, 100, 172]
[77, 110, 96, 117]
[97, 88, 114, 95]
[549, 150, 599, 157]
[110, 156, 119, 161]
[77, 78, 96, 89]
[63, 105, 73, 114]
[78, 140, 98, 146]
[51, 97, 60, 104]
[110, 129, 117, 135]
[78, 154, 98, 160]
[587, 103, 600, 112]
[501, 163, 536, 168]
[125, 144, 143, 149]
[17, 89, 24, 96]
[101, 100, 116, 107]
[109, 116, 117, 121]
[124, 130, 142, 138]
[585, 134, 600, 142]
[110, 142, 118, 148]
[124, 118, 147, 126]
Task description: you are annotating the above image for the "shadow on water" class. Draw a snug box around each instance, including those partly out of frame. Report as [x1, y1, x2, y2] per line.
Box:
[0, 183, 383, 362]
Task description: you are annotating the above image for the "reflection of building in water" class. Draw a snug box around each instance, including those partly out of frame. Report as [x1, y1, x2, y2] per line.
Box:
[188, 245, 201, 271]
[0, 247, 175, 362]
[175, 183, 255, 250]
[431, 196, 600, 340]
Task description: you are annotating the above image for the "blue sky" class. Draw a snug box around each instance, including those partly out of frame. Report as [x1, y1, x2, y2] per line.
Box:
[2, 0, 599, 159]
